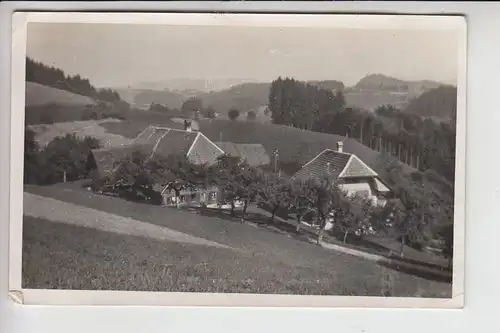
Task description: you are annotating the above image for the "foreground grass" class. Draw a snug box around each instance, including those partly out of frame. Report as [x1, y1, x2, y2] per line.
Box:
[23, 214, 450, 297]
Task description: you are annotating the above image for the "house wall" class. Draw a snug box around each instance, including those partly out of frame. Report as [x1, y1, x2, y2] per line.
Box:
[162, 187, 220, 208]
[338, 177, 387, 207]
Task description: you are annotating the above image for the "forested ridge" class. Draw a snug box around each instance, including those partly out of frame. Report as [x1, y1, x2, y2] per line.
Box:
[268, 77, 457, 183]
[26, 57, 122, 103]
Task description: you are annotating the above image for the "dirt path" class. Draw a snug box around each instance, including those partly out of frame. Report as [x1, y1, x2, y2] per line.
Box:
[23, 193, 234, 250]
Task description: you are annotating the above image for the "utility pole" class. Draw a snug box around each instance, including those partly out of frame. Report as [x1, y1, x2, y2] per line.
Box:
[360, 118, 364, 144]
[273, 149, 279, 174]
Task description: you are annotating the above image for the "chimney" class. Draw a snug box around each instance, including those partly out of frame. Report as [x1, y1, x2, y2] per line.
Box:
[184, 120, 192, 132]
[337, 141, 344, 153]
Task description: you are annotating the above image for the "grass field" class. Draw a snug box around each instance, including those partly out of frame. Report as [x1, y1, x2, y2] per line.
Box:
[28, 119, 132, 148]
[26, 82, 96, 107]
[23, 183, 451, 297]
[101, 118, 416, 176]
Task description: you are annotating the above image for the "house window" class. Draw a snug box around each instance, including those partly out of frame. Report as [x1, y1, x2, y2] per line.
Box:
[356, 190, 370, 198]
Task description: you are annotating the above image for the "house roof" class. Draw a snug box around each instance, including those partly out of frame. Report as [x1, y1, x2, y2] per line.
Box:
[292, 149, 379, 183]
[214, 142, 271, 167]
[90, 144, 148, 176]
[90, 126, 225, 177]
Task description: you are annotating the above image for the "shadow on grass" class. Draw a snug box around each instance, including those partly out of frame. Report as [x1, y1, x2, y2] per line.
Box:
[187, 206, 452, 283]
[378, 261, 452, 284]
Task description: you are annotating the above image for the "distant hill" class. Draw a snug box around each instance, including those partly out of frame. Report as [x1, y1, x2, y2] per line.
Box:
[341, 74, 447, 111]
[132, 78, 260, 92]
[114, 74, 450, 117]
[26, 82, 96, 107]
[354, 74, 443, 94]
[403, 85, 457, 120]
[306, 80, 345, 92]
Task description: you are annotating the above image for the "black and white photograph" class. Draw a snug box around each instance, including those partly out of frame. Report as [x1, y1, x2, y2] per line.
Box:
[10, 12, 466, 307]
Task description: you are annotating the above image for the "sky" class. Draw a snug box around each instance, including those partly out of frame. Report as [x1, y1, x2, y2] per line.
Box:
[26, 22, 460, 88]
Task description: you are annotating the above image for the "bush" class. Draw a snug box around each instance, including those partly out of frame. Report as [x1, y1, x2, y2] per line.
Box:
[24, 129, 101, 185]
[228, 108, 240, 120]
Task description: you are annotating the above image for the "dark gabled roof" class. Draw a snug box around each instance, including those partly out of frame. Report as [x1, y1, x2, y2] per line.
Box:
[214, 142, 271, 167]
[152, 129, 198, 159]
[89, 126, 225, 177]
[292, 149, 351, 182]
[292, 149, 379, 183]
[90, 144, 149, 176]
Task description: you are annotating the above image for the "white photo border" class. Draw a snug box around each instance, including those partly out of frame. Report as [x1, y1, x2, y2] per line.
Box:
[8, 11, 466, 308]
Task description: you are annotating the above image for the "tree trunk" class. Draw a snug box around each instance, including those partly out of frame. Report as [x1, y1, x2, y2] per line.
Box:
[175, 189, 180, 209]
[317, 225, 325, 245]
[399, 236, 405, 257]
[230, 201, 235, 216]
[240, 200, 248, 223]
[295, 214, 302, 233]
[271, 206, 278, 224]
[343, 230, 349, 244]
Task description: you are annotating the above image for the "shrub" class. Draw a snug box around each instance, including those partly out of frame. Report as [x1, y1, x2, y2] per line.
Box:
[24, 129, 101, 185]
[228, 108, 240, 120]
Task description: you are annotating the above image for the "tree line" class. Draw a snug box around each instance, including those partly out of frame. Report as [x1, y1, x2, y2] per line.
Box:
[24, 128, 101, 185]
[91, 151, 453, 261]
[268, 77, 457, 182]
[26, 57, 122, 103]
[149, 97, 257, 122]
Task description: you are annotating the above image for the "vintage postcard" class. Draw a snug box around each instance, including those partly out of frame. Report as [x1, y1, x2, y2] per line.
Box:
[9, 12, 466, 307]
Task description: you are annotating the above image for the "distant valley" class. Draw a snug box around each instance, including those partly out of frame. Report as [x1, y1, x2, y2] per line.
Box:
[109, 74, 454, 120]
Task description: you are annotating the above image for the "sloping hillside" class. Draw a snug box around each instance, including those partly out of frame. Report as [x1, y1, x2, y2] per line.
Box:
[101, 116, 415, 178]
[197, 119, 415, 177]
[28, 119, 132, 148]
[403, 85, 457, 120]
[199, 82, 271, 115]
[26, 82, 96, 107]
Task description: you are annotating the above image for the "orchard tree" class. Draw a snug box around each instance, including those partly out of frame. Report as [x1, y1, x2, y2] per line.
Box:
[338, 195, 374, 244]
[147, 154, 209, 208]
[257, 173, 295, 224]
[203, 106, 217, 119]
[109, 150, 153, 189]
[228, 108, 240, 121]
[298, 176, 348, 244]
[181, 97, 204, 114]
[247, 110, 257, 121]
[213, 154, 262, 221]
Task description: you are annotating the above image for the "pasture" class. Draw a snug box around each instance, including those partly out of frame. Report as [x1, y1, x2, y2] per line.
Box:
[101, 118, 416, 176]
[26, 82, 96, 107]
[22, 183, 451, 297]
[28, 119, 132, 148]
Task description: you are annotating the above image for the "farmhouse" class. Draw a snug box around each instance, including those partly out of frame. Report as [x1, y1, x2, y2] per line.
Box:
[292, 141, 393, 207]
[88, 124, 271, 208]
